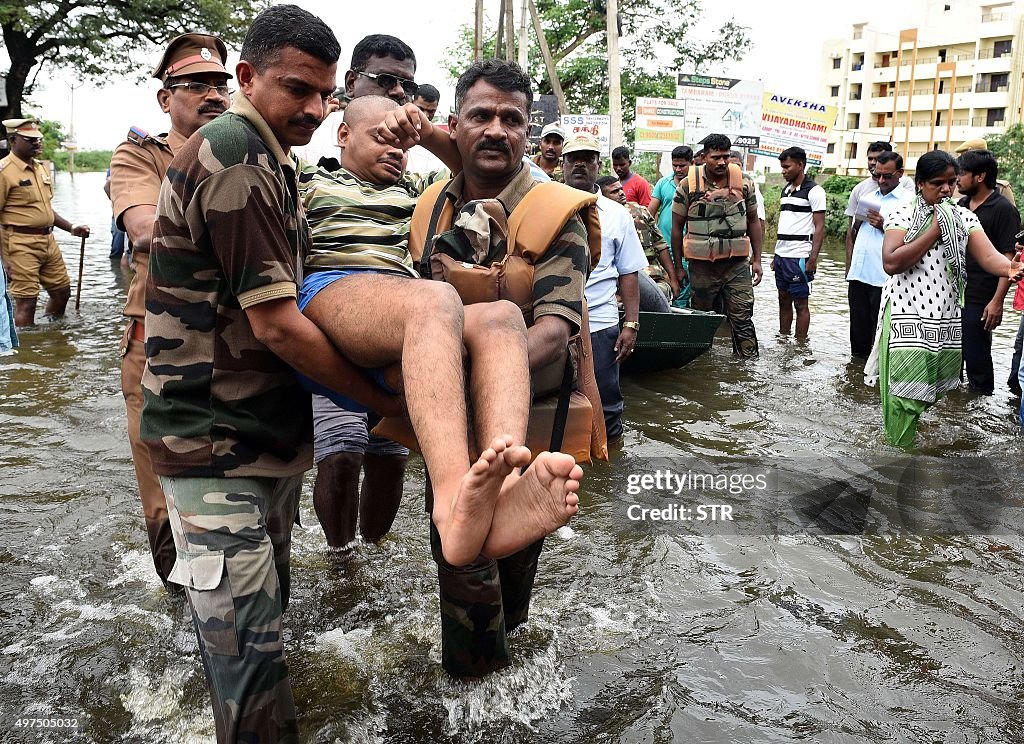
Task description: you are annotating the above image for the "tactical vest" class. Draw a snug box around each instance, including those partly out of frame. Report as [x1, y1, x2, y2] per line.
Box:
[682, 163, 751, 261]
[378, 179, 608, 463]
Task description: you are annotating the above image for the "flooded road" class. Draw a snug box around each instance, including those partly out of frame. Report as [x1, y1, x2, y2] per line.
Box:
[3, 171, 1024, 743]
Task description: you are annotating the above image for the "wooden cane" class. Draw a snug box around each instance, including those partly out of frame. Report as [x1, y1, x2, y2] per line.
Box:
[74, 234, 85, 310]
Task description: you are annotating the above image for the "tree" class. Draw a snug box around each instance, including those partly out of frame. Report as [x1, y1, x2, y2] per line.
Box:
[986, 124, 1024, 214]
[443, 0, 750, 138]
[0, 0, 267, 120]
[38, 118, 64, 161]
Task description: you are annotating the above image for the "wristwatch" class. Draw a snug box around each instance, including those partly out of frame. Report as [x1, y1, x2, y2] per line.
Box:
[622, 320, 640, 331]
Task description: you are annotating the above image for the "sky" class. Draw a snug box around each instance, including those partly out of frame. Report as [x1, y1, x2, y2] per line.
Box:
[12, 0, 923, 154]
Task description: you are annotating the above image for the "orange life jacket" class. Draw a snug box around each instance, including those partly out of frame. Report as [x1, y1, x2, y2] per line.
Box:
[376, 179, 608, 463]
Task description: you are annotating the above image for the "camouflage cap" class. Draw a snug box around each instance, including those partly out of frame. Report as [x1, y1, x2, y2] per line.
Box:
[153, 33, 231, 81]
[2, 117, 44, 139]
[561, 133, 601, 156]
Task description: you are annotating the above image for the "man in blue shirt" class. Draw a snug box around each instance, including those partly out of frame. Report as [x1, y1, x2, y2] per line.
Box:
[846, 151, 912, 357]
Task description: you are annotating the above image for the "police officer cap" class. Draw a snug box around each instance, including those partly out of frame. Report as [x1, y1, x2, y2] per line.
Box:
[955, 137, 988, 154]
[2, 117, 44, 139]
[153, 33, 231, 81]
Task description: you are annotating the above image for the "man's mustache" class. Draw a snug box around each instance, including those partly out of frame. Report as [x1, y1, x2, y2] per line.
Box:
[476, 139, 510, 154]
[288, 114, 322, 129]
[198, 102, 228, 116]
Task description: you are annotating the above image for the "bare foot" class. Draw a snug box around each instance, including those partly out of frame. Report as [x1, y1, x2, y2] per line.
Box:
[481, 451, 582, 560]
[437, 435, 517, 566]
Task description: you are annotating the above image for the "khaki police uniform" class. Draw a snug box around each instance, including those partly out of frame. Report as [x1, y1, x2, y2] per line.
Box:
[111, 126, 186, 585]
[110, 31, 230, 586]
[0, 151, 70, 298]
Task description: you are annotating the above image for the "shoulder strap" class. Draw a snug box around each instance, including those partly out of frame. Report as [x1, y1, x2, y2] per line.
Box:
[727, 163, 744, 192]
[687, 164, 701, 195]
[506, 181, 602, 269]
[409, 179, 453, 263]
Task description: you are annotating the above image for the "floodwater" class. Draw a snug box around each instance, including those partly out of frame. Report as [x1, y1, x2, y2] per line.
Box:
[3, 171, 1024, 743]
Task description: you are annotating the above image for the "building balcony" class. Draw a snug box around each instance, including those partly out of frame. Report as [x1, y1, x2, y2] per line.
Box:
[974, 54, 1014, 73]
[970, 90, 1012, 108]
[971, 116, 1006, 128]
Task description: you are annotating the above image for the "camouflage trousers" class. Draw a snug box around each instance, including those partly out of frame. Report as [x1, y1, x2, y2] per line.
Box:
[162, 474, 302, 744]
[689, 256, 759, 358]
[426, 485, 543, 677]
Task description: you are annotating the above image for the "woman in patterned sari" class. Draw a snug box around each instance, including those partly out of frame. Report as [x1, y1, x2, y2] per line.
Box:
[866, 150, 1023, 447]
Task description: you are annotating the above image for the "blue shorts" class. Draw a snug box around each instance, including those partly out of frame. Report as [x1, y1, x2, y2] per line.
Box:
[772, 255, 814, 299]
[295, 269, 395, 413]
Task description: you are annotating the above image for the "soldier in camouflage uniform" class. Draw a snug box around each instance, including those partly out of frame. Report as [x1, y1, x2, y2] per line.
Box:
[596, 175, 680, 306]
[296, 95, 582, 569]
[141, 7, 400, 741]
[381, 59, 591, 677]
[109, 31, 232, 591]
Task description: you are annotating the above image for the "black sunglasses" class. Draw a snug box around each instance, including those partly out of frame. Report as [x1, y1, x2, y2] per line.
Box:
[356, 70, 418, 98]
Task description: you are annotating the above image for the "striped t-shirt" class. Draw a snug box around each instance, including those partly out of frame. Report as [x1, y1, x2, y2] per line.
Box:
[774, 178, 826, 258]
[298, 161, 437, 276]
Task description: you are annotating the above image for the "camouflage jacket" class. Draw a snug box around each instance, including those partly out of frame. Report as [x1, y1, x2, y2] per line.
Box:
[436, 164, 589, 334]
[141, 93, 313, 478]
[625, 200, 670, 282]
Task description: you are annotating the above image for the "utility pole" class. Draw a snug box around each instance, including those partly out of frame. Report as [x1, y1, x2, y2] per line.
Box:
[505, 0, 515, 61]
[518, 0, 529, 68]
[66, 81, 80, 176]
[495, 0, 506, 59]
[528, 0, 566, 114]
[607, 0, 623, 148]
[474, 0, 484, 62]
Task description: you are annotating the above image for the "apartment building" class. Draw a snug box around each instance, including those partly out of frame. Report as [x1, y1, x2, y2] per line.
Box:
[821, 0, 1024, 173]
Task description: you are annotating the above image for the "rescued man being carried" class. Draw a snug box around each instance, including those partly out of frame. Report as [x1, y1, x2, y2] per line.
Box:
[295, 95, 604, 571]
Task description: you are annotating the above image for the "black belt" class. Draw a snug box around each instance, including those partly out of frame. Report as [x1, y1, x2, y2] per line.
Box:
[776, 233, 813, 242]
[3, 224, 53, 235]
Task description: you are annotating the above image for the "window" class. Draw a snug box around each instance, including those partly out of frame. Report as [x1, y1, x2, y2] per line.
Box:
[826, 143, 835, 154]
[833, 58, 842, 69]
[830, 85, 840, 97]
[991, 73, 1009, 92]
[987, 107, 1006, 127]
[995, 39, 1012, 57]
[938, 48, 947, 62]
[935, 111, 942, 126]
